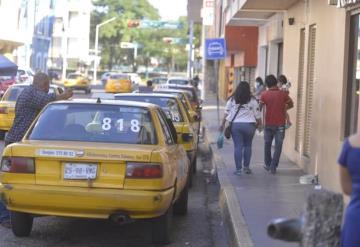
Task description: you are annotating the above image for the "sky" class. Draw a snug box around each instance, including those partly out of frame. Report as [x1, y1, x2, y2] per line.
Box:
[148, 0, 187, 21]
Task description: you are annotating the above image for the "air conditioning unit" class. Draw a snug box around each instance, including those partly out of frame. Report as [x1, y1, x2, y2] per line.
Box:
[328, 0, 338, 5]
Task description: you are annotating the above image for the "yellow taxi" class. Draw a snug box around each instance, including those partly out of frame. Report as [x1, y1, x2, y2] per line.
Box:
[0, 83, 64, 140]
[115, 93, 198, 181]
[0, 99, 190, 244]
[105, 73, 132, 93]
[63, 73, 91, 94]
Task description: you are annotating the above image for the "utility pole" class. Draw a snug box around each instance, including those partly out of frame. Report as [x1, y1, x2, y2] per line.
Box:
[187, 20, 194, 79]
[93, 17, 117, 85]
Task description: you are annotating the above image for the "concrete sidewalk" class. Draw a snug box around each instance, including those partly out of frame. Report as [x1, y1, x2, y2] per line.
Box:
[202, 94, 314, 247]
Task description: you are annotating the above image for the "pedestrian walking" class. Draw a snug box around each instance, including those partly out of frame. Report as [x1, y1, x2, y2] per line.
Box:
[254, 76, 265, 100]
[338, 132, 360, 247]
[1, 72, 73, 228]
[260, 74, 293, 174]
[278, 74, 292, 129]
[219, 81, 262, 175]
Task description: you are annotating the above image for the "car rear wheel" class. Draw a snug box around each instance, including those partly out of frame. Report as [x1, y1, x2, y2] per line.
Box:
[192, 156, 197, 174]
[173, 181, 189, 216]
[152, 207, 173, 245]
[0, 130, 5, 140]
[10, 211, 33, 237]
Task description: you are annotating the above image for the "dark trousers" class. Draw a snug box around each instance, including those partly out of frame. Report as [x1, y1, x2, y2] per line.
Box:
[264, 125, 285, 168]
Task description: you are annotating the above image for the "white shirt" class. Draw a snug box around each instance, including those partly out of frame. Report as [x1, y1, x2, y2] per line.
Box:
[225, 97, 261, 123]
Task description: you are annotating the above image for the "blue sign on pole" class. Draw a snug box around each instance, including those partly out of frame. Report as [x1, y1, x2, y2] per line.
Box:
[205, 38, 227, 60]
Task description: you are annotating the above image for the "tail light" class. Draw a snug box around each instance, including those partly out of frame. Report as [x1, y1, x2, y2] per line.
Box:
[1, 157, 35, 173]
[0, 107, 7, 114]
[126, 163, 162, 178]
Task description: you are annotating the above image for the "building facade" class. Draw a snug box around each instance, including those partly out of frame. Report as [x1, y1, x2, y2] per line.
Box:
[0, 0, 26, 61]
[216, 0, 360, 192]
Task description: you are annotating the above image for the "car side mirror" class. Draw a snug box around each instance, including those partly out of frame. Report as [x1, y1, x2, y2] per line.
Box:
[181, 133, 193, 142]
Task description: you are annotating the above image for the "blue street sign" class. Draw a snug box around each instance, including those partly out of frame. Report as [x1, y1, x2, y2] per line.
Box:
[205, 38, 227, 60]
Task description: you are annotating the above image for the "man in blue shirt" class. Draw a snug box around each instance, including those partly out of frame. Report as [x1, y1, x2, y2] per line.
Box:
[1, 72, 73, 227]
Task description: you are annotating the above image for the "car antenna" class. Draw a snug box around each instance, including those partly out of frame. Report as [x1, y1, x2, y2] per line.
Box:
[96, 97, 101, 104]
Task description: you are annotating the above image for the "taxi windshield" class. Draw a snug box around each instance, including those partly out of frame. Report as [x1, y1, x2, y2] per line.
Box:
[115, 96, 183, 122]
[28, 103, 157, 144]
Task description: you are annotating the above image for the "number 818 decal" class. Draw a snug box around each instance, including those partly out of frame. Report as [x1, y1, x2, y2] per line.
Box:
[102, 117, 140, 132]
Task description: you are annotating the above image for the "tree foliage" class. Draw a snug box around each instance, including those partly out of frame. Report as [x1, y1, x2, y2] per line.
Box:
[91, 0, 195, 73]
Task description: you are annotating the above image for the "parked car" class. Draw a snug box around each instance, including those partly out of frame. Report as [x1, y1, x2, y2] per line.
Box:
[105, 73, 132, 93]
[100, 72, 114, 85]
[115, 93, 198, 181]
[0, 83, 64, 140]
[151, 77, 168, 85]
[0, 76, 16, 97]
[0, 99, 190, 244]
[63, 73, 91, 94]
[166, 77, 191, 86]
[17, 67, 34, 84]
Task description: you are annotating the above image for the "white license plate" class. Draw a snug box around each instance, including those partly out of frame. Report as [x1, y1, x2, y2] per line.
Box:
[64, 163, 97, 180]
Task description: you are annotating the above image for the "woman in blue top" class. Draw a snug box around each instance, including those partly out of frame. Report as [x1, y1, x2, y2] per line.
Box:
[338, 134, 360, 246]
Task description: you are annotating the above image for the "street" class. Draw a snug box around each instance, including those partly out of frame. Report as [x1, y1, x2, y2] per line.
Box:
[0, 90, 228, 247]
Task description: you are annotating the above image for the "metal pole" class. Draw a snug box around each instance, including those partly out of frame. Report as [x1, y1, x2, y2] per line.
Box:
[92, 17, 117, 85]
[93, 25, 99, 84]
[187, 20, 194, 78]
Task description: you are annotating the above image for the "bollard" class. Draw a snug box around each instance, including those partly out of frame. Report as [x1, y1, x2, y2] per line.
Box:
[267, 218, 302, 242]
[267, 190, 343, 247]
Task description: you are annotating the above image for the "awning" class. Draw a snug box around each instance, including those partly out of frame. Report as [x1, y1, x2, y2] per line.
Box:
[0, 54, 18, 76]
[330, 0, 360, 7]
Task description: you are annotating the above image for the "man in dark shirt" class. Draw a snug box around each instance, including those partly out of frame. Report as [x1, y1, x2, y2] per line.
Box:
[0, 72, 72, 228]
[5, 72, 73, 146]
[260, 74, 294, 174]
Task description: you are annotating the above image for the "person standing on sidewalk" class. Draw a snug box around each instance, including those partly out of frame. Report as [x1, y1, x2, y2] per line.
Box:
[219, 81, 262, 175]
[0, 72, 73, 228]
[338, 132, 360, 246]
[260, 74, 293, 174]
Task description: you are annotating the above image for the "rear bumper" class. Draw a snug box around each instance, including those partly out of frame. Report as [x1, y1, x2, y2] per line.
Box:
[0, 183, 174, 220]
[105, 88, 132, 93]
[64, 85, 89, 90]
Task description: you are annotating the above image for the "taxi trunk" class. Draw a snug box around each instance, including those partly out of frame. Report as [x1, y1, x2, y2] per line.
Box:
[2, 141, 155, 189]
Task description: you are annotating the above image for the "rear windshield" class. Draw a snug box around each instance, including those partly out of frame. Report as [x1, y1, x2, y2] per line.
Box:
[115, 96, 183, 122]
[168, 79, 189, 85]
[110, 74, 129, 80]
[168, 86, 197, 102]
[29, 104, 157, 144]
[2, 86, 56, 101]
[68, 74, 81, 79]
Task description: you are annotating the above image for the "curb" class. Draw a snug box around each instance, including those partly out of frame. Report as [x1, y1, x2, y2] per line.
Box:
[204, 127, 254, 247]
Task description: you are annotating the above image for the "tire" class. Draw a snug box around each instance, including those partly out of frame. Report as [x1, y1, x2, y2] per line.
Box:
[10, 211, 33, 237]
[85, 88, 91, 94]
[0, 130, 5, 140]
[152, 207, 173, 245]
[173, 182, 189, 216]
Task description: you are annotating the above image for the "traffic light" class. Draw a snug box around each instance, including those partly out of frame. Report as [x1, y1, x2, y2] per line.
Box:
[127, 20, 140, 28]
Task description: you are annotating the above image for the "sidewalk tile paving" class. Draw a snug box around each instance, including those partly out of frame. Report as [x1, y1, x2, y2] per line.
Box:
[202, 94, 314, 247]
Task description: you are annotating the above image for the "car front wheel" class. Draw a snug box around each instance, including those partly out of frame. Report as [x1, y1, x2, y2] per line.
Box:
[152, 207, 173, 245]
[10, 211, 33, 237]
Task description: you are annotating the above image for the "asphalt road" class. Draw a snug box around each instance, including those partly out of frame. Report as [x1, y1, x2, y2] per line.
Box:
[0, 90, 229, 247]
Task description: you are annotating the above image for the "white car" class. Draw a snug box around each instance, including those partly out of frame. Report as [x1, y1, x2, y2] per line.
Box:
[17, 67, 35, 84]
[126, 73, 142, 85]
[166, 77, 191, 86]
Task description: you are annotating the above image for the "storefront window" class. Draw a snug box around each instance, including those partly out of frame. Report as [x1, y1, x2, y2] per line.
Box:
[345, 14, 360, 137]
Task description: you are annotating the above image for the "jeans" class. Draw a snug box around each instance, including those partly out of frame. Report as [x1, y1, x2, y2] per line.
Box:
[264, 125, 285, 168]
[231, 122, 256, 170]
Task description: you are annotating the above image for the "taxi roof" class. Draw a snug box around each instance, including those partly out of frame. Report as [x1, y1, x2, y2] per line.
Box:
[114, 92, 178, 99]
[52, 98, 160, 109]
[154, 88, 189, 94]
